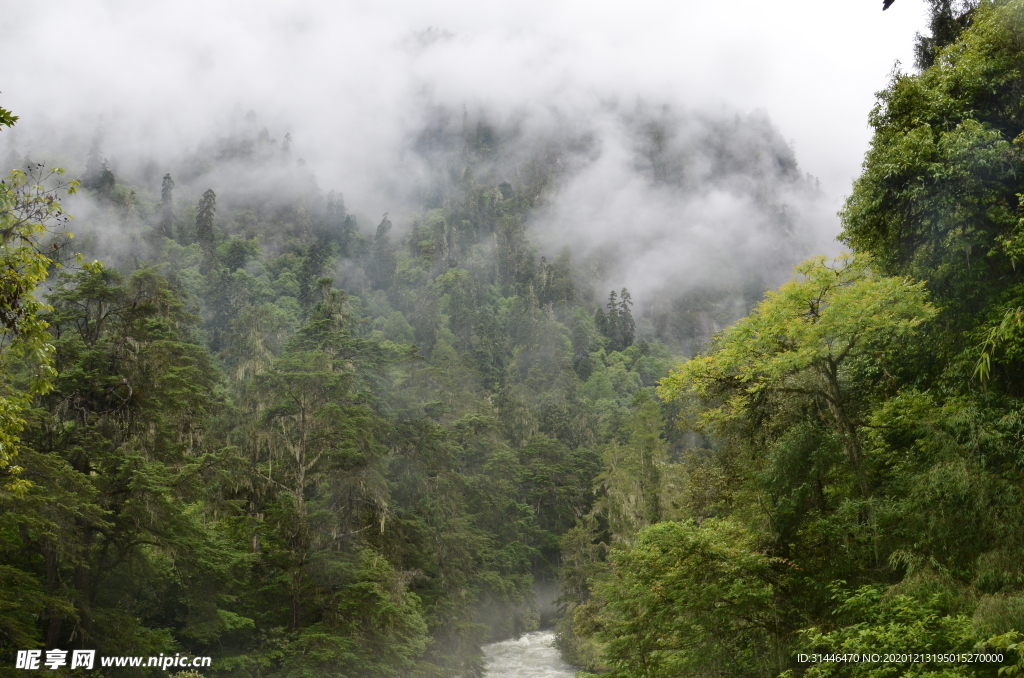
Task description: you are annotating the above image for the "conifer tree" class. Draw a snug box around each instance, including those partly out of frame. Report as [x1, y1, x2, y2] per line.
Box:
[159, 173, 174, 238]
[195, 188, 217, 271]
[369, 213, 397, 289]
[298, 240, 330, 308]
[914, 0, 976, 69]
[594, 306, 608, 337]
[595, 288, 637, 352]
[93, 159, 115, 201]
[83, 135, 102, 187]
[618, 287, 635, 348]
[605, 289, 620, 350]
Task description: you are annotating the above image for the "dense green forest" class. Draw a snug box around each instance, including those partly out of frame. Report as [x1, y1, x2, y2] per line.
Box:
[558, 2, 1024, 677]
[8, 1, 1024, 677]
[0, 87, 717, 675]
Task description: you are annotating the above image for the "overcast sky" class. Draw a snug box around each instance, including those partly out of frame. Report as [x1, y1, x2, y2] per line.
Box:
[1, 0, 928, 198]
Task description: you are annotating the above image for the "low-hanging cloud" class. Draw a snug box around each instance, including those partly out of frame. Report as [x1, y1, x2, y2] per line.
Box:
[0, 0, 928, 340]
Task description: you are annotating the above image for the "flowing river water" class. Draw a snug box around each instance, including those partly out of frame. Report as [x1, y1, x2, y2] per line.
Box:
[481, 630, 577, 678]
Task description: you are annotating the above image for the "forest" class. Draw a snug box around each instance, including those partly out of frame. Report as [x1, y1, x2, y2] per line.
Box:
[4, 1, 1024, 677]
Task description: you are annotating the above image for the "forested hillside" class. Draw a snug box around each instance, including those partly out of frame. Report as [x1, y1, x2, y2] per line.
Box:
[12, 2, 1024, 677]
[557, 2, 1024, 678]
[0, 90, 813, 676]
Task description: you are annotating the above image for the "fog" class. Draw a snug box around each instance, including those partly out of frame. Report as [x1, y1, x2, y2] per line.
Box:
[0, 0, 932, 319]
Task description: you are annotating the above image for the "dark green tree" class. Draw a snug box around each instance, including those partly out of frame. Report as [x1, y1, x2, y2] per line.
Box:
[914, 0, 978, 69]
[369, 213, 397, 289]
[618, 288, 635, 349]
[92, 159, 115, 201]
[595, 288, 635, 352]
[196, 188, 217, 271]
[4, 266, 231, 659]
[159, 172, 174, 238]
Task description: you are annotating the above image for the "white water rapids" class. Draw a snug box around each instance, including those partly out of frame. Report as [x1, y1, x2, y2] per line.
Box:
[481, 630, 577, 678]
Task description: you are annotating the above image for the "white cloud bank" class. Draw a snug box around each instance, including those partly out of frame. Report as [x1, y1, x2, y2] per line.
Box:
[0, 0, 932, 316]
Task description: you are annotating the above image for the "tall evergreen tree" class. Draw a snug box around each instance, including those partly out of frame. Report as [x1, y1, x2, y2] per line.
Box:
[618, 287, 635, 349]
[605, 290, 620, 350]
[196, 188, 217, 271]
[92, 159, 115, 201]
[594, 306, 608, 338]
[298, 240, 331, 308]
[595, 288, 635, 352]
[369, 213, 397, 289]
[83, 135, 102, 188]
[159, 172, 174, 239]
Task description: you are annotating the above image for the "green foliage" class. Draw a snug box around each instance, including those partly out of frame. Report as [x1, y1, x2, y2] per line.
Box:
[915, 0, 978, 70]
[369, 214, 397, 290]
[565, 9, 1024, 678]
[0, 264, 231, 666]
[975, 305, 1024, 381]
[794, 584, 991, 678]
[0, 104, 16, 130]
[841, 0, 1024, 390]
[0, 108, 688, 676]
[593, 392, 671, 543]
[596, 289, 636, 352]
[593, 520, 781, 678]
[659, 254, 935, 428]
[0, 167, 78, 485]
[660, 253, 936, 496]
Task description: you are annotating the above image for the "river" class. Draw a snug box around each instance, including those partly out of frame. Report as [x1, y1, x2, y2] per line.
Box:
[481, 630, 577, 678]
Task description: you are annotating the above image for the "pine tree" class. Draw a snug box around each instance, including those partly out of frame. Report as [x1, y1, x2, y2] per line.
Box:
[196, 188, 217, 271]
[618, 287, 635, 349]
[82, 131, 115, 200]
[159, 173, 174, 238]
[594, 307, 608, 338]
[605, 290, 621, 351]
[369, 213, 397, 289]
[94, 159, 115, 201]
[595, 288, 636, 351]
[324, 190, 352, 253]
[298, 240, 331, 308]
[83, 135, 102, 187]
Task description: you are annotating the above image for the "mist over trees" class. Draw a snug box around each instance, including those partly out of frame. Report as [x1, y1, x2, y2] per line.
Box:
[0, 83, 823, 676]
[8, 1, 1024, 677]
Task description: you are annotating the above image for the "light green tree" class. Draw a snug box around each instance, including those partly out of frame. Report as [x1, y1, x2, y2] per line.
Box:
[0, 166, 79, 486]
[592, 520, 781, 678]
[593, 391, 671, 544]
[658, 253, 936, 497]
